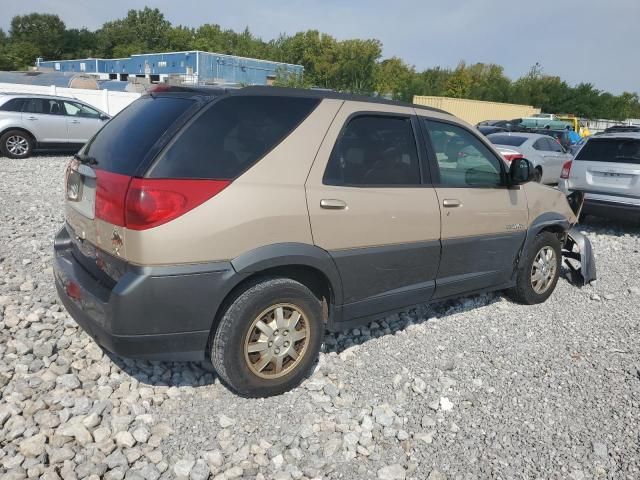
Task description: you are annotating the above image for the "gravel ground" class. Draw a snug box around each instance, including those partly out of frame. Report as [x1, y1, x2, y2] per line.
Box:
[1, 155, 639, 480]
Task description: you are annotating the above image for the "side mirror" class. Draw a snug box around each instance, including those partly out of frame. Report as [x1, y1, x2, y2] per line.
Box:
[99, 114, 110, 121]
[509, 158, 534, 185]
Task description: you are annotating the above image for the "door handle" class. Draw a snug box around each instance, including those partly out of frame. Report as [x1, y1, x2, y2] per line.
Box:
[442, 199, 462, 208]
[70, 120, 80, 124]
[320, 199, 347, 210]
[26, 116, 37, 121]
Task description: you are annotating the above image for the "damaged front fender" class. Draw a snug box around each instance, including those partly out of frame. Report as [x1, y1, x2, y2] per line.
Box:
[563, 227, 597, 285]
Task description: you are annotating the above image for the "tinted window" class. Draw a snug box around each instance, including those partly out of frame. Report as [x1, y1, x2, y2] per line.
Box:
[425, 120, 503, 187]
[150, 96, 319, 179]
[23, 98, 62, 115]
[83, 96, 196, 176]
[487, 135, 527, 147]
[575, 138, 640, 164]
[0, 98, 25, 112]
[546, 137, 564, 152]
[323, 115, 420, 186]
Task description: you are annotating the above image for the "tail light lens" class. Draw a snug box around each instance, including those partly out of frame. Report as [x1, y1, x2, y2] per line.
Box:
[94, 170, 230, 230]
[95, 170, 131, 227]
[561, 160, 572, 179]
[125, 179, 230, 230]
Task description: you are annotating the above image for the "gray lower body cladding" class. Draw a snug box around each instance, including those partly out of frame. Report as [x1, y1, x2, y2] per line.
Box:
[53, 225, 237, 361]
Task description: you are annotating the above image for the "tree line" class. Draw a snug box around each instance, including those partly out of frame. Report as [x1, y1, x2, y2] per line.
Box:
[1, 8, 638, 120]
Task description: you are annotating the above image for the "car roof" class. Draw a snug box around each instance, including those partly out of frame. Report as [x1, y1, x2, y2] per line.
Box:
[149, 85, 451, 115]
[589, 132, 640, 140]
[0, 91, 82, 102]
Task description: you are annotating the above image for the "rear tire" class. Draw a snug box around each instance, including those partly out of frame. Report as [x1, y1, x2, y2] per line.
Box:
[507, 231, 561, 305]
[211, 277, 324, 397]
[0, 130, 33, 159]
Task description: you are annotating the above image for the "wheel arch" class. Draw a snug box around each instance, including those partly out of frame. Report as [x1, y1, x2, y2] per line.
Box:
[0, 126, 36, 142]
[206, 243, 344, 350]
[516, 213, 569, 271]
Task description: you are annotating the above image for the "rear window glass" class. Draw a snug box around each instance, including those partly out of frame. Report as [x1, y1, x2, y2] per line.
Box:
[0, 98, 25, 112]
[487, 135, 527, 147]
[83, 96, 196, 176]
[148, 95, 320, 179]
[575, 138, 640, 164]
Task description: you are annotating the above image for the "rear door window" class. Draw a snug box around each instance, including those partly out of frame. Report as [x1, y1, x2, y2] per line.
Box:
[82, 96, 197, 176]
[149, 95, 320, 179]
[575, 138, 640, 164]
[23, 98, 63, 115]
[323, 115, 421, 186]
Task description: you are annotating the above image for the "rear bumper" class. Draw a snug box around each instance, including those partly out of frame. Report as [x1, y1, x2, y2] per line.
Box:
[582, 198, 640, 218]
[53, 225, 238, 361]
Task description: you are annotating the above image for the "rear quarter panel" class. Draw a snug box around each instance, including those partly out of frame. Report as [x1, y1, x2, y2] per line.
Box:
[122, 99, 344, 265]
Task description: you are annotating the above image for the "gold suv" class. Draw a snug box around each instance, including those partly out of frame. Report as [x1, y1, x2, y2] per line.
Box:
[53, 86, 595, 397]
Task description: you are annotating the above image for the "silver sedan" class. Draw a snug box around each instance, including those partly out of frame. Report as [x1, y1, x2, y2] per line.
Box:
[486, 132, 573, 184]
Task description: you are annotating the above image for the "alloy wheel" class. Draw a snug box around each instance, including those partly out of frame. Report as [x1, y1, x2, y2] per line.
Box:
[530, 246, 557, 294]
[243, 303, 310, 379]
[6, 135, 29, 157]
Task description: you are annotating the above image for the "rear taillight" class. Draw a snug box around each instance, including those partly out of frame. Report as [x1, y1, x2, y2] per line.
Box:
[95, 170, 131, 227]
[125, 178, 230, 230]
[94, 169, 230, 230]
[561, 160, 572, 179]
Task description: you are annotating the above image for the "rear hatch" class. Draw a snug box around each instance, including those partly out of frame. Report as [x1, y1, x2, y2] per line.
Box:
[64, 89, 322, 278]
[64, 93, 203, 280]
[568, 136, 640, 201]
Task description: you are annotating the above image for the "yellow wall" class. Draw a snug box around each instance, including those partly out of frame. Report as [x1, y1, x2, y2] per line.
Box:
[413, 95, 540, 125]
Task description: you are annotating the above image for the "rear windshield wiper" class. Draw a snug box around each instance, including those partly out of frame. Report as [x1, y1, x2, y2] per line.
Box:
[74, 153, 98, 165]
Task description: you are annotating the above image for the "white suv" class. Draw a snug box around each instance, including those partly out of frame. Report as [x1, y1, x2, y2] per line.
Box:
[0, 93, 110, 158]
[559, 132, 640, 222]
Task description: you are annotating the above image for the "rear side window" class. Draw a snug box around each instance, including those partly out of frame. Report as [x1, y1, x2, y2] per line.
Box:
[83, 96, 196, 176]
[149, 96, 320, 179]
[575, 138, 640, 164]
[0, 98, 25, 112]
[23, 98, 62, 115]
[323, 115, 421, 186]
[487, 135, 527, 147]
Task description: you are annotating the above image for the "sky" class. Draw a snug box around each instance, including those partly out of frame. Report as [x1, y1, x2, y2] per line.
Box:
[1, 0, 638, 94]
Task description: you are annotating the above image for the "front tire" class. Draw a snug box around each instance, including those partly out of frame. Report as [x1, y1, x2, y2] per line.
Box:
[0, 130, 33, 159]
[211, 277, 324, 397]
[508, 231, 561, 305]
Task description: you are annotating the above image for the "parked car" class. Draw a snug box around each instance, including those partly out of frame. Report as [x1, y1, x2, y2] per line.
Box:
[559, 132, 640, 221]
[0, 93, 110, 158]
[53, 86, 594, 397]
[520, 113, 571, 130]
[477, 125, 508, 136]
[487, 132, 573, 184]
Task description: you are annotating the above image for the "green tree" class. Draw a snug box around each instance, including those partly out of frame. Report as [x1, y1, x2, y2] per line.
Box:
[62, 28, 98, 59]
[97, 7, 171, 57]
[10, 13, 66, 60]
[445, 63, 471, 98]
[331, 39, 381, 94]
[375, 57, 415, 100]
